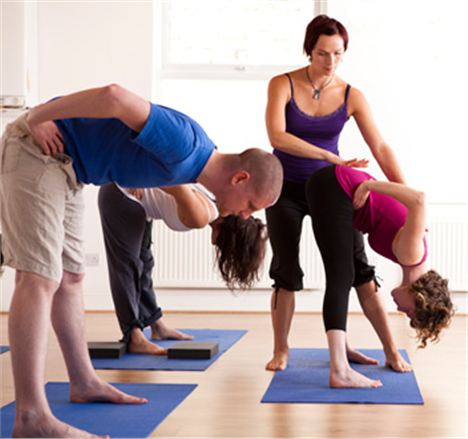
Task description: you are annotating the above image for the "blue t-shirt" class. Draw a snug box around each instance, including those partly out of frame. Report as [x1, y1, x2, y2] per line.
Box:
[55, 104, 215, 187]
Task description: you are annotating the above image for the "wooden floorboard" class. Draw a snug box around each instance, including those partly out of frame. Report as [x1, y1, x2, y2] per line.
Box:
[1, 311, 466, 438]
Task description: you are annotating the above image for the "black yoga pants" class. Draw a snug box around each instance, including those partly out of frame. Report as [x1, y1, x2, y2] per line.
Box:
[98, 183, 162, 343]
[266, 177, 375, 297]
[306, 165, 376, 332]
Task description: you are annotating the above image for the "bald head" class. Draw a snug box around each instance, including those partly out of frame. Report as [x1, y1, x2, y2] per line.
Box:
[239, 148, 283, 204]
[198, 147, 283, 218]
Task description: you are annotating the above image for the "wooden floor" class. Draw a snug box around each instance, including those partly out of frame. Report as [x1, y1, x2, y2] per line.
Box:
[0, 311, 466, 438]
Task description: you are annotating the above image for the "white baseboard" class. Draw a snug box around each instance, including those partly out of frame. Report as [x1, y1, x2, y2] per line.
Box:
[81, 287, 467, 314]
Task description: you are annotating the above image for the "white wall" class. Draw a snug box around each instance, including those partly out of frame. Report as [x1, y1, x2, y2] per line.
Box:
[0, 1, 25, 99]
[1, 1, 153, 311]
[41, 1, 152, 309]
[1, 1, 467, 314]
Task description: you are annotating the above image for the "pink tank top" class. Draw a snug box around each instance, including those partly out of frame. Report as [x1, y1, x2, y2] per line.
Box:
[335, 166, 427, 266]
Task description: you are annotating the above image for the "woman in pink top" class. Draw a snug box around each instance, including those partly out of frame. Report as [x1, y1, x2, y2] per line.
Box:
[306, 165, 454, 388]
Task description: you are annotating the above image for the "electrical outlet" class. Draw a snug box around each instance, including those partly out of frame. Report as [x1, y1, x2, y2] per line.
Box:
[84, 253, 99, 267]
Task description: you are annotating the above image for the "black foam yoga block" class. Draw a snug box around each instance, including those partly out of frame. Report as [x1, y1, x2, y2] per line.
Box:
[88, 341, 126, 359]
[167, 342, 219, 359]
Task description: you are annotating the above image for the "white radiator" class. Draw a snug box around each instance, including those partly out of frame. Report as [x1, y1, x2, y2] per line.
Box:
[153, 216, 324, 289]
[153, 216, 468, 292]
[425, 219, 468, 291]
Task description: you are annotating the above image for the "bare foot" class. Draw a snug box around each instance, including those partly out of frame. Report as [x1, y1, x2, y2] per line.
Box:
[347, 348, 379, 365]
[265, 351, 288, 371]
[126, 327, 167, 355]
[128, 336, 167, 356]
[151, 320, 193, 340]
[330, 366, 383, 388]
[385, 351, 413, 372]
[13, 410, 108, 438]
[70, 378, 148, 404]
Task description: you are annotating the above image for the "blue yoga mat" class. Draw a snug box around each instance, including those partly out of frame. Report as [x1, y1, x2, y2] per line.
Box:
[92, 328, 247, 371]
[0, 346, 9, 355]
[0, 381, 196, 438]
[262, 348, 423, 405]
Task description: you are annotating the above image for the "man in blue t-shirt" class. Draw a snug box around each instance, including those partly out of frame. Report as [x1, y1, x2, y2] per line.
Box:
[0, 84, 283, 438]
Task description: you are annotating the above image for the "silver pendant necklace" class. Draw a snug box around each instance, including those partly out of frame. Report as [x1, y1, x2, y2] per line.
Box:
[305, 67, 334, 100]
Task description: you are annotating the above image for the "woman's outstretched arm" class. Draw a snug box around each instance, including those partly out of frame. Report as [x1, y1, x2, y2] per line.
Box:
[349, 87, 405, 183]
[354, 282, 412, 372]
[353, 180, 426, 265]
[160, 186, 216, 229]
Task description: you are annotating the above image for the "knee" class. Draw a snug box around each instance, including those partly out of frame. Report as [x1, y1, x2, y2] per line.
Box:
[353, 265, 376, 288]
[355, 279, 379, 301]
[61, 271, 85, 287]
[15, 271, 59, 296]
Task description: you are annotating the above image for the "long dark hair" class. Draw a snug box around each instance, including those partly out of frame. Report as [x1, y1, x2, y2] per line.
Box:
[213, 215, 268, 291]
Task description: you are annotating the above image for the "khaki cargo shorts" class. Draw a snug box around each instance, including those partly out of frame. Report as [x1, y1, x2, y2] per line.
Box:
[0, 113, 84, 283]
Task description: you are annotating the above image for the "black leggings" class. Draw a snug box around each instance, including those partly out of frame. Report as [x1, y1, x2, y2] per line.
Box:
[98, 183, 162, 343]
[306, 165, 374, 332]
[267, 178, 375, 293]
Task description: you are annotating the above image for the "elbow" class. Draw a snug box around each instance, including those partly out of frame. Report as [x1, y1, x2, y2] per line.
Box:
[184, 218, 207, 229]
[180, 214, 208, 229]
[101, 84, 126, 117]
[413, 190, 426, 207]
[268, 132, 285, 148]
[191, 219, 208, 229]
[371, 142, 392, 161]
[104, 83, 124, 97]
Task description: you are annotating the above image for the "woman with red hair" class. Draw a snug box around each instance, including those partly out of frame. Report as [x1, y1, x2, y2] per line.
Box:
[265, 14, 408, 377]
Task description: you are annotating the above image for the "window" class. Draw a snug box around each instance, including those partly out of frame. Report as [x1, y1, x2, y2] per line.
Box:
[152, 0, 321, 153]
[155, 0, 317, 79]
[326, 0, 468, 203]
[152, 0, 468, 203]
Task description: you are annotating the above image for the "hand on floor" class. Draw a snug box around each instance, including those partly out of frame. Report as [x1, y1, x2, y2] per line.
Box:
[385, 351, 413, 372]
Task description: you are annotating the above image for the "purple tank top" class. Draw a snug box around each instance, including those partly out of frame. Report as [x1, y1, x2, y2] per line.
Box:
[335, 166, 428, 266]
[273, 74, 351, 183]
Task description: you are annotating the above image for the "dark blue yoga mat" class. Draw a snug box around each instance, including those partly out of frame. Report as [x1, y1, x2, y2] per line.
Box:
[0, 346, 9, 355]
[262, 348, 423, 405]
[0, 382, 197, 438]
[92, 328, 247, 371]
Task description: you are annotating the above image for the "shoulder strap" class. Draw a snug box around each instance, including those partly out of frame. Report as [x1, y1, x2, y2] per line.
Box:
[344, 84, 351, 103]
[285, 73, 294, 98]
